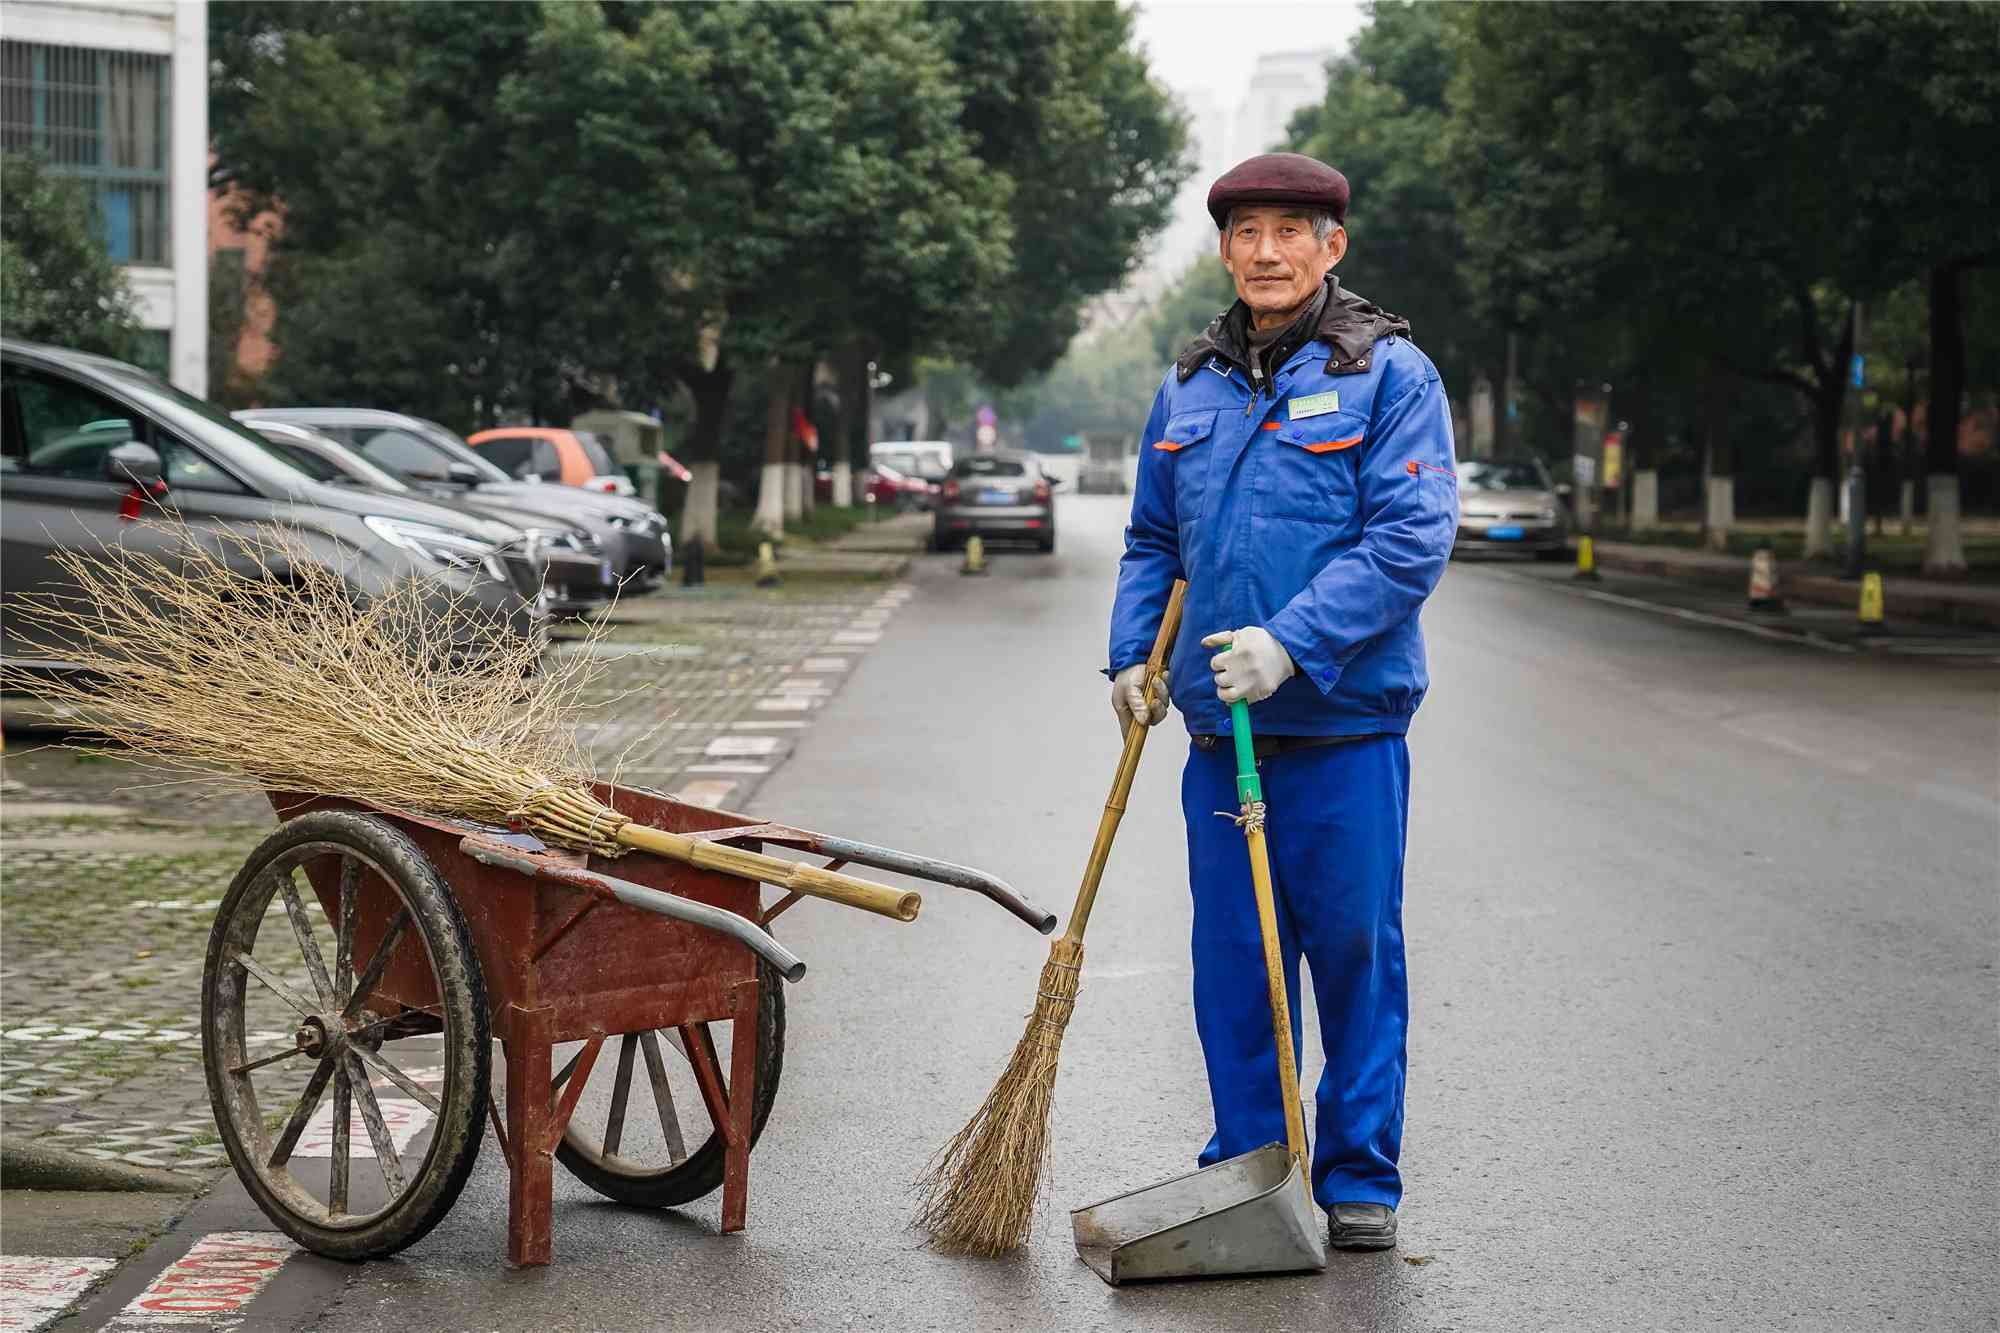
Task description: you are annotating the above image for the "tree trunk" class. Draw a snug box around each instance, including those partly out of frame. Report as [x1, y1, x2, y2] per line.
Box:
[1801, 305, 1854, 561]
[1923, 262, 1967, 576]
[793, 362, 815, 521]
[1699, 366, 1733, 551]
[753, 366, 790, 539]
[675, 362, 734, 550]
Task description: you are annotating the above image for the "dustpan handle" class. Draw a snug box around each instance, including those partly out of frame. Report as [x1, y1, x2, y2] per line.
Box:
[1228, 700, 1312, 1185]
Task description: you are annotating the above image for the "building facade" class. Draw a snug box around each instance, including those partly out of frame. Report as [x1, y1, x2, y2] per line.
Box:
[1, 0, 208, 394]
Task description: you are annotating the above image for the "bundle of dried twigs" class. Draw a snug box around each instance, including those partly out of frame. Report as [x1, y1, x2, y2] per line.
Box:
[1, 524, 626, 848]
[2, 524, 927, 921]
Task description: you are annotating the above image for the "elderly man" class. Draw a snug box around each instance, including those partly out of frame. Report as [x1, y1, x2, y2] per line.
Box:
[1106, 152, 1457, 1252]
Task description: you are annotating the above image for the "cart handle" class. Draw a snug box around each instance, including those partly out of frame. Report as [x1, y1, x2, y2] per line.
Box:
[462, 840, 808, 983]
[803, 834, 1056, 934]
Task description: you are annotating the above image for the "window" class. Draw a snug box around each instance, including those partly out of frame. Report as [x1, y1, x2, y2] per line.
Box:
[575, 431, 617, 476]
[953, 456, 1027, 478]
[474, 435, 533, 476]
[529, 439, 563, 481]
[355, 428, 454, 480]
[2, 42, 171, 264]
[154, 432, 248, 495]
[1, 365, 139, 479]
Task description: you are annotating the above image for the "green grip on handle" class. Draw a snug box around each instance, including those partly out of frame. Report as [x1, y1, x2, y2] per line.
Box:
[1229, 698, 1263, 805]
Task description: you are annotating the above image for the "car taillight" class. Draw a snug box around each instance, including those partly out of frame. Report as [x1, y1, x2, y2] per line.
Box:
[1033, 478, 1051, 503]
[942, 480, 960, 502]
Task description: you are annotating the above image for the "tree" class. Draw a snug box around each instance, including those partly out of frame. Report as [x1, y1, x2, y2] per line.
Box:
[0, 153, 144, 358]
[928, 1, 1191, 387]
[1289, 1, 1491, 403]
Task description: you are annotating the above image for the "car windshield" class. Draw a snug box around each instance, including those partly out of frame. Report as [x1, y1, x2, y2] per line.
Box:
[408, 417, 511, 482]
[1458, 460, 1547, 491]
[95, 364, 311, 475]
[954, 457, 1027, 477]
[244, 425, 410, 492]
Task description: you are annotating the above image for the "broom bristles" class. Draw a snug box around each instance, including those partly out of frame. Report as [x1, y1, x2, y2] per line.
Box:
[913, 935, 1083, 1255]
[0, 521, 636, 854]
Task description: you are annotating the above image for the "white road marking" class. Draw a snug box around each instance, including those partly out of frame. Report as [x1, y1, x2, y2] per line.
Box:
[703, 735, 783, 758]
[684, 762, 773, 775]
[673, 780, 739, 809]
[828, 630, 881, 645]
[753, 697, 815, 711]
[0, 1256, 115, 1333]
[729, 720, 808, 730]
[105, 1233, 295, 1329]
[795, 657, 850, 672]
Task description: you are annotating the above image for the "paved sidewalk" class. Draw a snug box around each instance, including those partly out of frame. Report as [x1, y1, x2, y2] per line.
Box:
[1594, 539, 2000, 629]
[0, 525, 923, 1184]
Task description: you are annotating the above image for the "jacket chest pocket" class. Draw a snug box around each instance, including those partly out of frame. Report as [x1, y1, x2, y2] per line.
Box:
[1257, 417, 1365, 525]
[1152, 408, 1218, 521]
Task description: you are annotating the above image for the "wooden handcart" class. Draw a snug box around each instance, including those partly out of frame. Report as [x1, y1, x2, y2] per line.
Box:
[199, 782, 1052, 1265]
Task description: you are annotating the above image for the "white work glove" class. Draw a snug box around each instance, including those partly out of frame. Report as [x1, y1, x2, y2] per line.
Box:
[1111, 662, 1171, 730]
[1202, 627, 1296, 705]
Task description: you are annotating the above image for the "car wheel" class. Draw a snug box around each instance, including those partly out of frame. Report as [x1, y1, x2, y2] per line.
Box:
[1534, 545, 1570, 562]
[1037, 534, 1056, 554]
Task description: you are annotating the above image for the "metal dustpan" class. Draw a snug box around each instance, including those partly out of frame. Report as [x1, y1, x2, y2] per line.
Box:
[1072, 702, 1328, 1285]
[1070, 1143, 1326, 1284]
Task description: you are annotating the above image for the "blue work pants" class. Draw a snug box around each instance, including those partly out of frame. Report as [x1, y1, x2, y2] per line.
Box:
[1182, 735, 1409, 1209]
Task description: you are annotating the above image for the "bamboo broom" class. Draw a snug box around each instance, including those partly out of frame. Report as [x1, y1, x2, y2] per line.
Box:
[0, 526, 919, 921]
[913, 579, 1186, 1255]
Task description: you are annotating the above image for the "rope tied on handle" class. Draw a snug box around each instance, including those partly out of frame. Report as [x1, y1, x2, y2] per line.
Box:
[1215, 801, 1267, 835]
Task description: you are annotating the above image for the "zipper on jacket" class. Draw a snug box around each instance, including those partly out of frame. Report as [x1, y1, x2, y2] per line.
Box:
[1246, 360, 1264, 418]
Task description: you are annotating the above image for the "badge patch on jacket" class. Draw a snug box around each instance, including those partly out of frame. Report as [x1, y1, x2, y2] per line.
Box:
[1288, 390, 1339, 420]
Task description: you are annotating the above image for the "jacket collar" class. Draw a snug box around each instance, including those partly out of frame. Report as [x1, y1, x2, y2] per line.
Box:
[1174, 274, 1411, 383]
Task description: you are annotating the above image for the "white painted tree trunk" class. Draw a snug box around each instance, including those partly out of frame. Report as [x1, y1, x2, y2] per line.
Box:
[1898, 479, 1915, 536]
[1803, 477, 1835, 559]
[798, 461, 815, 518]
[830, 460, 853, 507]
[753, 462, 787, 538]
[1631, 470, 1659, 529]
[679, 461, 721, 549]
[1923, 473, 1967, 575]
[782, 462, 804, 521]
[1704, 476, 1734, 550]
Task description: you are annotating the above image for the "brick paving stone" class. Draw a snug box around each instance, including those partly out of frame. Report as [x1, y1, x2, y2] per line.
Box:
[0, 561, 918, 1176]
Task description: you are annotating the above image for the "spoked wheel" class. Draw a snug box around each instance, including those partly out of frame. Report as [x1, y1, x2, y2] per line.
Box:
[553, 962, 784, 1208]
[202, 810, 489, 1260]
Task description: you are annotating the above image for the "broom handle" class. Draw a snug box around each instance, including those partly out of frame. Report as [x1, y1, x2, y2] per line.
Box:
[1061, 578, 1187, 945]
[617, 823, 922, 922]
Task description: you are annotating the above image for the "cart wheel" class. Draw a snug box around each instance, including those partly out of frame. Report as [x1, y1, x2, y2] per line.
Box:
[202, 810, 489, 1260]
[553, 961, 784, 1208]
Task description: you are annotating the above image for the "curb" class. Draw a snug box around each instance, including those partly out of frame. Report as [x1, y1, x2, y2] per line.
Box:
[1593, 545, 2000, 630]
[1, 1138, 206, 1194]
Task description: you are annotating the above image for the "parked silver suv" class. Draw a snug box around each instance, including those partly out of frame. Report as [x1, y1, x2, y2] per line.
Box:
[1, 341, 542, 686]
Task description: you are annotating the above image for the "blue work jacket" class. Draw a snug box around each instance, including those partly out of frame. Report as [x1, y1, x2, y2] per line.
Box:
[1108, 281, 1459, 738]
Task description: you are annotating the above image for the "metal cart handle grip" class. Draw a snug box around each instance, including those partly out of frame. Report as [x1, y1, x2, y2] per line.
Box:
[805, 835, 1057, 934]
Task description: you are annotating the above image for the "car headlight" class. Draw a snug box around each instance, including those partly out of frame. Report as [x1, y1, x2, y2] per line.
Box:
[1538, 507, 1558, 523]
[607, 512, 665, 536]
[364, 515, 507, 584]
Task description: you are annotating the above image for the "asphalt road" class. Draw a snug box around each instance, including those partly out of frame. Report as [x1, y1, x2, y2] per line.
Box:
[78, 493, 1998, 1331]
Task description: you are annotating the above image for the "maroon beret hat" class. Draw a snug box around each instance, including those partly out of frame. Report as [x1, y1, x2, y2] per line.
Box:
[1207, 152, 1350, 229]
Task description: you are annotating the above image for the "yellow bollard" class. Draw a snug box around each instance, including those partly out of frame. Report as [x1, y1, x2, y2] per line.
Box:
[1572, 535, 1601, 582]
[754, 540, 781, 588]
[1858, 571, 1885, 625]
[960, 534, 989, 577]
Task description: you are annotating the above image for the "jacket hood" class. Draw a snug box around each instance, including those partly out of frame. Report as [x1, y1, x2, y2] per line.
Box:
[1174, 275, 1411, 382]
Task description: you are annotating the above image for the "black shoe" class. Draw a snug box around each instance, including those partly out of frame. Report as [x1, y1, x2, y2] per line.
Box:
[1327, 1202, 1397, 1251]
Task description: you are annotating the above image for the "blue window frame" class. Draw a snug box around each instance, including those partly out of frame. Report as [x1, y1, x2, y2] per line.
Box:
[1, 40, 171, 265]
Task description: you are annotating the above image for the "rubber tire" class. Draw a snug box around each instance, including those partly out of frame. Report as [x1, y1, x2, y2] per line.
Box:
[1534, 545, 1570, 562]
[554, 961, 785, 1208]
[1038, 534, 1057, 554]
[203, 810, 490, 1261]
